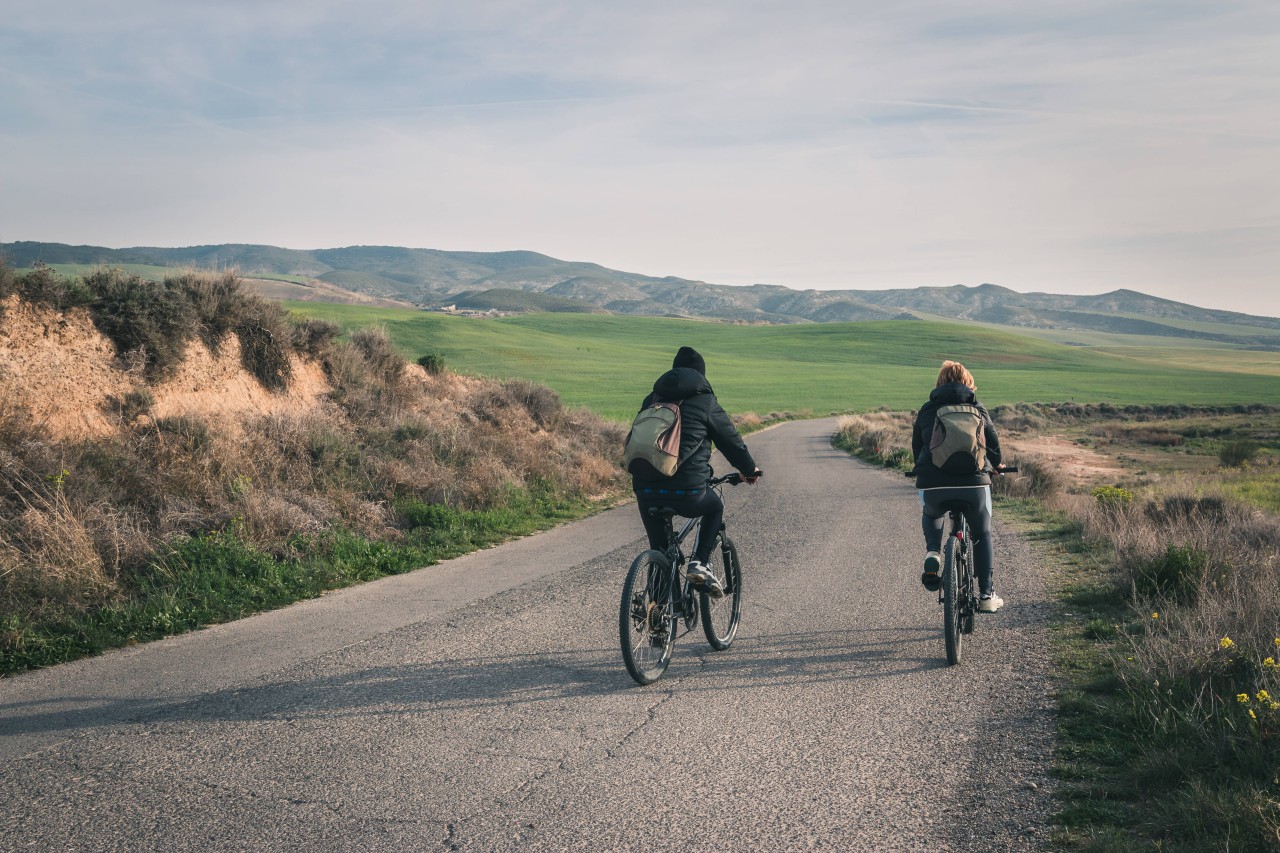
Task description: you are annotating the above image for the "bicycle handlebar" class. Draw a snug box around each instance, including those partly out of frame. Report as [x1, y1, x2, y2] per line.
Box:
[903, 466, 1019, 478]
[709, 469, 763, 487]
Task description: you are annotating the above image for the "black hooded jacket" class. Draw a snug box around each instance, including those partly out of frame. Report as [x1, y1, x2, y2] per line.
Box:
[911, 382, 1002, 489]
[632, 367, 757, 491]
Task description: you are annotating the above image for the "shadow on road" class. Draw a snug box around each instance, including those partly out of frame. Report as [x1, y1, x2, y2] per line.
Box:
[1, 625, 948, 740]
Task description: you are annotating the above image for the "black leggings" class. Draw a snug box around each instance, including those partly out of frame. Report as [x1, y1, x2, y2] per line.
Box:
[636, 488, 723, 564]
[921, 486, 994, 594]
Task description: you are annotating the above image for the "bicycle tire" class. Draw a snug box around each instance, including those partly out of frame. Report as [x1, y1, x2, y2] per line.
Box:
[620, 550, 675, 685]
[942, 526, 963, 665]
[700, 533, 742, 650]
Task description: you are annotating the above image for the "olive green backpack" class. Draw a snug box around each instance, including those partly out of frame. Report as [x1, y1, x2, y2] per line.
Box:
[928, 404, 987, 473]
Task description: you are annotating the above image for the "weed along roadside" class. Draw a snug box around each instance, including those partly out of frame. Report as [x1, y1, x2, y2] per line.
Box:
[0, 264, 633, 674]
[835, 407, 1280, 849]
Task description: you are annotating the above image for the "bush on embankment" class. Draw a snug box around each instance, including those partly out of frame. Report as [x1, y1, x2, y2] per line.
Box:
[0, 265, 627, 674]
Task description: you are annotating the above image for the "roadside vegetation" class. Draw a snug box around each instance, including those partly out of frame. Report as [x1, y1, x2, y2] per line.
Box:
[0, 264, 628, 674]
[835, 404, 1280, 850]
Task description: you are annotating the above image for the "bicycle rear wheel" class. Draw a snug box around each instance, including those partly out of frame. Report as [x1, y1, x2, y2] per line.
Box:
[942, 530, 963, 665]
[620, 550, 675, 685]
[700, 533, 742, 650]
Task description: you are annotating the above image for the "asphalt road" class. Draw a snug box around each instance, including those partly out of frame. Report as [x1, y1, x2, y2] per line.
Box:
[0, 417, 1056, 852]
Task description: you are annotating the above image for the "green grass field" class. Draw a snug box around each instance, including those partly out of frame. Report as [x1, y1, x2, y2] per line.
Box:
[285, 303, 1280, 420]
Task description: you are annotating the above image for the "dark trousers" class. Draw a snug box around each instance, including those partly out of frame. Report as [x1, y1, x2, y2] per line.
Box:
[920, 485, 994, 594]
[635, 488, 723, 565]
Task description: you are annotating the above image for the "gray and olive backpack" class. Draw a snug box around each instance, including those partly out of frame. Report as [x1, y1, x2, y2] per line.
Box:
[622, 401, 685, 477]
[928, 404, 988, 474]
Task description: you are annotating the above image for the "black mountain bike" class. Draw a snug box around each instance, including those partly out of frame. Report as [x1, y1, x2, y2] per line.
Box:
[620, 472, 746, 685]
[907, 467, 1016, 665]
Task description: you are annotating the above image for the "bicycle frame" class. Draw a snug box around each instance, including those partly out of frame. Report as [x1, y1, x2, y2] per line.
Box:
[945, 509, 976, 610]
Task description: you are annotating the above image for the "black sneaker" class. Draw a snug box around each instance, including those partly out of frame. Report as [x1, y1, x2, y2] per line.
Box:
[686, 561, 725, 599]
[921, 552, 941, 591]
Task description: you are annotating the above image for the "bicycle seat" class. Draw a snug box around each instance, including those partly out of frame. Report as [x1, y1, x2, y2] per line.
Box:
[646, 506, 678, 518]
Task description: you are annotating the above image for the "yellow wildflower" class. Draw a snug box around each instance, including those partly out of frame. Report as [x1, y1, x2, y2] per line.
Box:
[1258, 690, 1273, 703]
[1238, 693, 1251, 703]
[1271, 702, 1280, 712]
[1151, 612, 1159, 619]
[1219, 637, 1235, 650]
[1250, 709, 1257, 720]
[1265, 657, 1277, 668]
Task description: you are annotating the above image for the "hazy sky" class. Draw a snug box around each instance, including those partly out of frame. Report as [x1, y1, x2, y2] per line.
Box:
[2, 1, 1278, 315]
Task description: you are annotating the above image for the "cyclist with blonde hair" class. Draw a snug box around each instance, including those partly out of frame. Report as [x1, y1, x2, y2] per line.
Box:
[911, 360, 1006, 611]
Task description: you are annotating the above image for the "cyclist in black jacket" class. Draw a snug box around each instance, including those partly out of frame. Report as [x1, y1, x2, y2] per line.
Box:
[632, 346, 761, 597]
[911, 360, 1006, 612]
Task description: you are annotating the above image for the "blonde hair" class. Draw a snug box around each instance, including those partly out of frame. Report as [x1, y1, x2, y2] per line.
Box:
[936, 360, 976, 391]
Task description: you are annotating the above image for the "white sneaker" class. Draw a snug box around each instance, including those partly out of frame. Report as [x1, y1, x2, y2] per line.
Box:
[978, 593, 1004, 613]
[686, 561, 725, 599]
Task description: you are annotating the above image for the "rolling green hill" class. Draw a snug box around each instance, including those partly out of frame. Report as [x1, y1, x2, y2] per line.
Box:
[284, 303, 1280, 420]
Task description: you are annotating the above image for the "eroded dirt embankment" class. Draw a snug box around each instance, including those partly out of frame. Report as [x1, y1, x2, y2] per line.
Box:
[0, 295, 331, 440]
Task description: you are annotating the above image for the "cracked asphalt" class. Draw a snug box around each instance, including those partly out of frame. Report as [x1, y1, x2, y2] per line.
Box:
[0, 417, 1056, 851]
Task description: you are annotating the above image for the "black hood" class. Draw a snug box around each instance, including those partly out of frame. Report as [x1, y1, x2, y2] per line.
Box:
[929, 382, 977, 406]
[652, 366, 713, 401]
[672, 346, 706, 376]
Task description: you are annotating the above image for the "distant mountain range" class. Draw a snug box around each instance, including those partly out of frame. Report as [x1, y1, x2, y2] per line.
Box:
[5, 241, 1279, 346]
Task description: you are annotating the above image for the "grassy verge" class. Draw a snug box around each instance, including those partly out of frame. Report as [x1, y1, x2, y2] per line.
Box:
[1, 485, 607, 675]
[1016, 499, 1280, 851]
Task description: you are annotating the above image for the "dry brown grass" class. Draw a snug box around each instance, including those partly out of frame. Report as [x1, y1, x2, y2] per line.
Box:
[0, 293, 627, 634]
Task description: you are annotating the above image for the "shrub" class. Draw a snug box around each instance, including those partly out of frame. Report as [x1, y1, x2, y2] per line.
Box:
[991, 456, 1062, 501]
[1146, 494, 1232, 526]
[1219, 439, 1259, 468]
[883, 447, 912, 469]
[832, 414, 913, 468]
[171, 271, 245, 350]
[501, 378, 562, 428]
[1132, 428, 1185, 447]
[83, 268, 198, 381]
[235, 302, 295, 391]
[1131, 544, 1210, 604]
[10, 263, 94, 312]
[1093, 485, 1134, 510]
[0, 259, 15, 301]
[153, 415, 211, 453]
[417, 352, 447, 375]
[350, 327, 405, 386]
[106, 389, 155, 424]
[293, 318, 341, 358]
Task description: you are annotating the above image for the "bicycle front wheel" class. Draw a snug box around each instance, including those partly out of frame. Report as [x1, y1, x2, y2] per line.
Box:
[700, 534, 742, 650]
[620, 550, 675, 685]
[942, 533, 963, 665]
